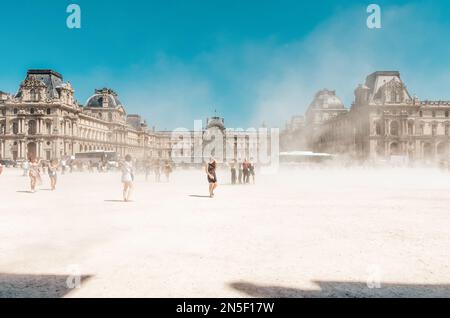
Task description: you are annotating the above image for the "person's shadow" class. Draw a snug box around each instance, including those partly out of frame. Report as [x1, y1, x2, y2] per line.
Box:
[188, 195, 211, 198]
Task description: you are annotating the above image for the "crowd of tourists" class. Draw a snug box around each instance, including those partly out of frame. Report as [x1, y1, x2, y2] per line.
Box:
[1, 155, 257, 201]
[229, 158, 256, 185]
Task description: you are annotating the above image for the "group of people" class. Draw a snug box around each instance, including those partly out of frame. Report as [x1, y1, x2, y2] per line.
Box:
[230, 158, 256, 185]
[144, 160, 173, 183]
[20, 157, 60, 193]
[1, 154, 252, 201]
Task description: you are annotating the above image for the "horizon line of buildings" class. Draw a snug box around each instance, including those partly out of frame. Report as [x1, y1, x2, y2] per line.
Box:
[0, 69, 273, 163]
[281, 71, 450, 162]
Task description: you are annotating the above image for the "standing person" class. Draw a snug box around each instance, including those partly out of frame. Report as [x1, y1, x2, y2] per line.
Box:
[154, 159, 161, 182]
[61, 158, 67, 175]
[144, 160, 151, 181]
[164, 161, 172, 182]
[48, 159, 59, 191]
[121, 154, 134, 202]
[22, 159, 30, 177]
[29, 158, 41, 193]
[243, 158, 250, 184]
[88, 160, 94, 173]
[238, 160, 243, 184]
[206, 157, 218, 198]
[249, 158, 256, 184]
[0, 161, 3, 175]
[230, 161, 237, 185]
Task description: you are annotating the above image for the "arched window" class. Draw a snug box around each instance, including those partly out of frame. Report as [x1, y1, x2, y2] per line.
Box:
[390, 121, 399, 136]
[46, 122, 52, 135]
[408, 121, 414, 135]
[432, 124, 437, 136]
[28, 120, 37, 135]
[377, 122, 382, 135]
[30, 89, 37, 101]
[12, 122, 19, 134]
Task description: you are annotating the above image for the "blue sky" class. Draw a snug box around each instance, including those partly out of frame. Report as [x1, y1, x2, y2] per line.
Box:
[1, 0, 450, 129]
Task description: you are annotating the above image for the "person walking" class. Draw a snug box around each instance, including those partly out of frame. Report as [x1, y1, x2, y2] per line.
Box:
[29, 157, 41, 193]
[121, 154, 134, 202]
[48, 159, 59, 191]
[206, 157, 218, 198]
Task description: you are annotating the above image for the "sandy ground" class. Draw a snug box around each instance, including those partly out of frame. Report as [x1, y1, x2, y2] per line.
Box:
[0, 165, 449, 298]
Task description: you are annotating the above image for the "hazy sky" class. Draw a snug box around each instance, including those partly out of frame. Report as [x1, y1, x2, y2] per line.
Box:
[1, 0, 449, 129]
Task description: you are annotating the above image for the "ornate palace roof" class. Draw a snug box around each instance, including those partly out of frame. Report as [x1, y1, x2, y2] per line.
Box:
[85, 88, 123, 108]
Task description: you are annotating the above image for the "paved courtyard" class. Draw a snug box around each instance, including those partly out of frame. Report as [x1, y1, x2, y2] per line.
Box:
[0, 166, 449, 297]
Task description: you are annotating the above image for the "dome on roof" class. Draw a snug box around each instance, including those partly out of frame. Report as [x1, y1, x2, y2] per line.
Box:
[85, 88, 122, 108]
[309, 89, 345, 110]
[206, 116, 225, 130]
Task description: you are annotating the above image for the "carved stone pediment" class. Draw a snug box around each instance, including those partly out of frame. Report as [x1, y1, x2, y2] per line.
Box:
[21, 77, 46, 89]
[374, 79, 409, 104]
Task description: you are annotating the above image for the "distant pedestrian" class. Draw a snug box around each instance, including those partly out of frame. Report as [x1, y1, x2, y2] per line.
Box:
[164, 161, 172, 182]
[29, 157, 41, 193]
[243, 158, 250, 184]
[154, 160, 161, 182]
[230, 161, 237, 184]
[48, 159, 59, 191]
[0, 162, 3, 175]
[22, 159, 30, 177]
[144, 161, 151, 181]
[61, 158, 67, 175]
[121, 154, 134, 202]
[249, 158, 256, 184]
[88, 160, 94, 173]
[238, 161, 243, 184]
[206, 157, 218, 198]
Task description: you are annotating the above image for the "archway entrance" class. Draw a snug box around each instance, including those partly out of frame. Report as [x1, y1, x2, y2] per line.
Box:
[27, 142, 37, 160]
[436, 142, 448, 159]
[423, 143, 433, 160]
[390, 142, 399, 156]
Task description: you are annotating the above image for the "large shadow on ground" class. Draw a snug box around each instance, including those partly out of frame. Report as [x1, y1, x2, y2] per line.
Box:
[0, 273, 91, 298]
[230, 281, 450, 298]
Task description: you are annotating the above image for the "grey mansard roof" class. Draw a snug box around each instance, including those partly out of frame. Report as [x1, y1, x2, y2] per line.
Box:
[16, 69, 65, 99]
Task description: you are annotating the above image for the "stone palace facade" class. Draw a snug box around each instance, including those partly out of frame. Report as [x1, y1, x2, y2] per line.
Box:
[0, 69, 274, 164]
[282, 71, 450, 162]
[0, 69, 170, 161]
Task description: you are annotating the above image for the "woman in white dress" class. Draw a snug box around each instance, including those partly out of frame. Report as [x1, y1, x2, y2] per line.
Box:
[121, 154, 134, 202]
